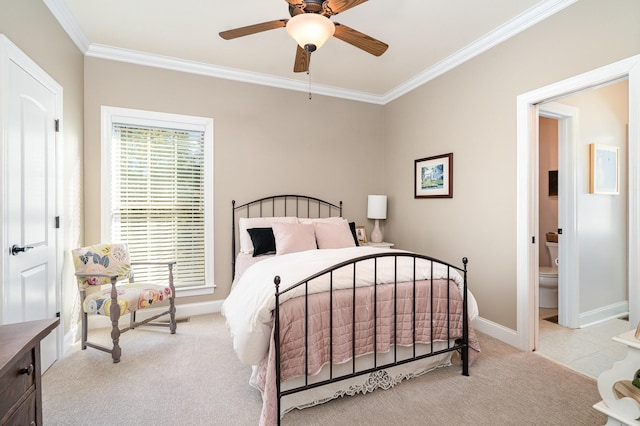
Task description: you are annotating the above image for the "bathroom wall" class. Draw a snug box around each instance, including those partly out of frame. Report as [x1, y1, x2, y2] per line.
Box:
[539, 117, 559, 268]
[557, 80, 629, 317]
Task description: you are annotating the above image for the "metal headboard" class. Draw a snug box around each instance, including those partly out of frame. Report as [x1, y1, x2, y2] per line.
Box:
[231, 195, 343, 279]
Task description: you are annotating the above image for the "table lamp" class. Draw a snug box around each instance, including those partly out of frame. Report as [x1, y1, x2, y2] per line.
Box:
[367, 195, 387, 243]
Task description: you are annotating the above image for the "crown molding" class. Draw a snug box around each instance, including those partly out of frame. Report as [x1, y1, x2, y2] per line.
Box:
[43, 0, 90, 53]
[85, 44, 385, 104]
[382, 0, 578, 104]
[48, 0, 576, 105]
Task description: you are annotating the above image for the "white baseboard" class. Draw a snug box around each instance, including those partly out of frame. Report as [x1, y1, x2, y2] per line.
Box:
[86, 299, 223, 330]
[70, 304, 521, 355]
[472, 316, 520, 348]
[63, 300, 224, 354]
[579, 301, 629, 328]
[63, 300, 223, 355]
[63, 328, 76, 356]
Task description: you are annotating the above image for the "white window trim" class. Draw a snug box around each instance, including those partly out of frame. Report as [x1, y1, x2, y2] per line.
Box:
[100, 106, 215, 297]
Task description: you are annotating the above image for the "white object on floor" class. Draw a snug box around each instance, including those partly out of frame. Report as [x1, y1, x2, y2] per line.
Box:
[540, 241, 558, 309]
[593, 330, 640, 425]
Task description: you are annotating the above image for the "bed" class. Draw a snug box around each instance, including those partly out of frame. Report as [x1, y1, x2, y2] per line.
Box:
[222, 195, 480, 426]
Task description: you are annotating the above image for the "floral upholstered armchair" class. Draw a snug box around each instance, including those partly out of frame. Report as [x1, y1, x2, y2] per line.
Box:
[71, 243, 176, 363]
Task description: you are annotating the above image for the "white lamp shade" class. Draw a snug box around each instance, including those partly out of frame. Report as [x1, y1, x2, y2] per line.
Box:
[367, 195, 387, 219]
[286, 13, 335, 50]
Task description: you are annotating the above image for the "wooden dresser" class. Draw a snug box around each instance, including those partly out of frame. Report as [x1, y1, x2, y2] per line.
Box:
[0, 318, 59, 426]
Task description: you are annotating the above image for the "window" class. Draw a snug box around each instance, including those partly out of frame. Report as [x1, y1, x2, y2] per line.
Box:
[101, 107, 214, 296]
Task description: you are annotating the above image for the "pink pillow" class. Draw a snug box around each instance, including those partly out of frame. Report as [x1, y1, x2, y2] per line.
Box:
[272, 223, 317, 255]
[315, 220, 356, 249]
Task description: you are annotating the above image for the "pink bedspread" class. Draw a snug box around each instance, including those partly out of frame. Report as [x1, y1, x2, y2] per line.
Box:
[255, 278, 481, 425]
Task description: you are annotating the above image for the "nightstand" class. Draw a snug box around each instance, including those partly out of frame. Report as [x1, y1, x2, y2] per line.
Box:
[363, 242, 394, 249]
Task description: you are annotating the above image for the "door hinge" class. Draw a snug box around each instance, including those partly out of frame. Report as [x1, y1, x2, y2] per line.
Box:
[55, 216, 60, 229]
[532, 236, 536, 244]
[55, 119, 59, 132]
[56, 312, 60, 318]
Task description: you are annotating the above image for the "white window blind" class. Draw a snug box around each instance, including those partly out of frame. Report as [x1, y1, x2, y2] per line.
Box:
[110, 123, 205, 288]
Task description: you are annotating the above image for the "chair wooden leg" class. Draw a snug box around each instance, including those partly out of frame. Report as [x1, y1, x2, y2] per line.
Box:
[168, 263, 177, 334]
[109, 283, 122, 363]
[169, 296, 177, 334]
[81, 311, 88, 350]
[130, 311, 136, 330]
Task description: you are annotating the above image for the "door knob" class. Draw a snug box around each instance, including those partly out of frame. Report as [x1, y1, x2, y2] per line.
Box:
[10, 244, 34, 256]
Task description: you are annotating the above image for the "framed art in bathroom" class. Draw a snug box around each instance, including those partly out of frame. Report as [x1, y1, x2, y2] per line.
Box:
[415, 153, 453, 198]
[589, 143, 619, 194]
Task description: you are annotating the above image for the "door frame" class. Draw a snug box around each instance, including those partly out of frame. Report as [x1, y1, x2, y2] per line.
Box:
[516, 54, 640, 351]
[538, 102, 580, 335]
[0, 35, 64, 359]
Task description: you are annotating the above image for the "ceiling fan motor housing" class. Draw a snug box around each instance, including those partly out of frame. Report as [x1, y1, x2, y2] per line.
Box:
[289, 0, 327, 17]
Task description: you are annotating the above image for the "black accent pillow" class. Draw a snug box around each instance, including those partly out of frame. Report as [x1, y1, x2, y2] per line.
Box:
[247, 227, 276, 257]
[349, 222, 360, 247]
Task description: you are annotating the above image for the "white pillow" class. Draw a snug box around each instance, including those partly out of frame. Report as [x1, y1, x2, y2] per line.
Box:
[272, 223, 317, 255]
[239, 216, 298, 254]
[314, 220, 356, 249]
[298, 216, 344, 225]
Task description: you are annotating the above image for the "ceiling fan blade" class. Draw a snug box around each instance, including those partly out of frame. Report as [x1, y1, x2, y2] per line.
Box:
[325, 0, 368, 14]
[219, 20, 287, 40]
[293, 45, 311, 73]
[333, 23, 388, 56]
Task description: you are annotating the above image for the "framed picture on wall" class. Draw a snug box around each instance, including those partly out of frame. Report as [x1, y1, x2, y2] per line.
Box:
[414, 153, 453, 198]
[589, 143, 619, 194]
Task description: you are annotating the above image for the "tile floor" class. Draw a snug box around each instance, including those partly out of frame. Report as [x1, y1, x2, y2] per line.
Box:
[535, 309, 630, 379]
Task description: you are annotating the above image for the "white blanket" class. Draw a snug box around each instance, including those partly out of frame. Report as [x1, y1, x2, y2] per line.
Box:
[221, 247, 478, 365]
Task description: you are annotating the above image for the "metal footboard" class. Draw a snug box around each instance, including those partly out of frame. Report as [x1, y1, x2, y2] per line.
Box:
[272, 253, 469, 424]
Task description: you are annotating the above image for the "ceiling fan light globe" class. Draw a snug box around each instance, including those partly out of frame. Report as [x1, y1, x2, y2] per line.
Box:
[286, 13, 335, 51]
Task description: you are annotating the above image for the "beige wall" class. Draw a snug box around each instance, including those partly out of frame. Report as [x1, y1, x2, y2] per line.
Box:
[83, 58, 386, 303]
[558, 81, 629, 314]
[0, 0, 84, 334]
[2, 0, 639, 337]
[384, 0, 640, 329]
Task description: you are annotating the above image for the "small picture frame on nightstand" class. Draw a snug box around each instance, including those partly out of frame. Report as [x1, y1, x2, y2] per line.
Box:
[355, 226, 367, 244]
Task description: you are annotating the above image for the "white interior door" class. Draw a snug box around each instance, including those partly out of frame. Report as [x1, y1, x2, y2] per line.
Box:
[1, 37, 61, 372]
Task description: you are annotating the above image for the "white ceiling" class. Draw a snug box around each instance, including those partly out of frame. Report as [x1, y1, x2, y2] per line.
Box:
[46, 0, 576, 104]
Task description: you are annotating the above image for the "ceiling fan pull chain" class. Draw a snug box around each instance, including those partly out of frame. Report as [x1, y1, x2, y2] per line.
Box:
[308, 66, 312, 100]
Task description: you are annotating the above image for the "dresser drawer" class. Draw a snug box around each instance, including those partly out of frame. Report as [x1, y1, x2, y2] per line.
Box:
[0, 348, 36, 420]
[3, 388, 36, 426]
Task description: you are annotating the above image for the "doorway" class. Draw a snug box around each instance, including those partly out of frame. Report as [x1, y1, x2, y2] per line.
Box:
[537, 114, 560, 324]
[516, 54, 640, 352]
[0, 35, 63, 372]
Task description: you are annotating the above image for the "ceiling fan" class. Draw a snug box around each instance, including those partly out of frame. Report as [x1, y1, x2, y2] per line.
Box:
[219, 0, 388, 73]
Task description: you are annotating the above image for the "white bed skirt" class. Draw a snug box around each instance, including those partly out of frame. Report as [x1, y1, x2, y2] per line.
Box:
[250, 341, 455, 417]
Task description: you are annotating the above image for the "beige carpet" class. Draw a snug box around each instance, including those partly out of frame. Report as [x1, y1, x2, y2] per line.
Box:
[42, 313, 606, 425]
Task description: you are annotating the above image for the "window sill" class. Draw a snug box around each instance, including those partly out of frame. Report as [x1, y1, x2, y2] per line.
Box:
[176, 284, 216, 298]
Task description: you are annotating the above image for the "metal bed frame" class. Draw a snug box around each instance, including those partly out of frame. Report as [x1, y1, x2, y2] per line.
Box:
[231, 194, 342, 281]
[231, 195, 469, 425]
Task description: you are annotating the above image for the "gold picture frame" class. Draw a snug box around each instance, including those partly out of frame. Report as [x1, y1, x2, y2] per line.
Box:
[355, 226, 368, 244]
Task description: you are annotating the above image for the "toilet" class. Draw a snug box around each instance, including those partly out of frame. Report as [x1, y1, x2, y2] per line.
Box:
[540, 241, 558, 309]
